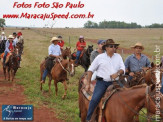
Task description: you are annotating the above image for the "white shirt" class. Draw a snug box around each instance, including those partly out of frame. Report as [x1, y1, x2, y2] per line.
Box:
[13, 37, 18, 43]
[48, 44, 61, 56]
[88, 52, 125, 82]
[0, 35, 7, 42]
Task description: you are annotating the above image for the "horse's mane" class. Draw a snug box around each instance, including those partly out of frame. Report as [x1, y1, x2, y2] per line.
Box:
[118, 84, 147, 91]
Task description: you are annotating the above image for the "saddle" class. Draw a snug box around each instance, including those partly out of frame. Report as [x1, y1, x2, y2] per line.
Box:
[72, 50, 85, 59]
[80, 73, 124, 122]
[0, 52, 11, 64]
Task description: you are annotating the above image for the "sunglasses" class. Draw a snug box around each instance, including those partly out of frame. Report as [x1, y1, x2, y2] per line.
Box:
[107, 45, 118, 48]
[135, 47, 142, 49]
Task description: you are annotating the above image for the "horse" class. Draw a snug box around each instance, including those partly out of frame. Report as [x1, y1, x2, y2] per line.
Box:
[40, 58, 75, 99]
[61, 47, 71, 59]
[1, 48, 19, 82]
[78, 73, 156, 122]
[71, 45, 93, 72]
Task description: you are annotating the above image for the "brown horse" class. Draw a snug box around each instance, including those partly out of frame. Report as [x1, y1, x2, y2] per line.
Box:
[61, 47, 71, 59]
[40, 58, 75, 99]
[2, 48, 19, 82]
[78, 73, 156, 122]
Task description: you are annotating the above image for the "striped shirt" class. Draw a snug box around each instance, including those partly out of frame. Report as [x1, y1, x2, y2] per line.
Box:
[88, 52, 125, 82]
[124, 54, 150, 72]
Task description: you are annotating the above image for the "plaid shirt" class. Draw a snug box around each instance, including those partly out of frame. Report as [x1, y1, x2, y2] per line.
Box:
[124, 54, 151, 72]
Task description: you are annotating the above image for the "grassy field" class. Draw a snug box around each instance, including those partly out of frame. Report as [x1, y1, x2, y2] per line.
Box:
[2, 28, 163, 122]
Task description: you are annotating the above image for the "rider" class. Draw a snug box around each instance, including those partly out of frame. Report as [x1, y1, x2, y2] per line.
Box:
[57, 36, 64, 50]
[86, 39, 125, 121]
[3, 35, 16, 67]
[13, 32, 18, 43]
[75, 36, 86, 66]
[124, 42, 150, 81]
[90, 40, 106, 81]
[0, 32, 7, 54]
[41, 37, 62, 84]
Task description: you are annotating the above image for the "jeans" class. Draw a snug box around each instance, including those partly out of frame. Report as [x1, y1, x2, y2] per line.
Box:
[160, 74, 163, 94]
[3, 51, 8, 64]
[42, 69, 48, 81]
[86, 80, 112, 121]
[75, 50, 81, 64]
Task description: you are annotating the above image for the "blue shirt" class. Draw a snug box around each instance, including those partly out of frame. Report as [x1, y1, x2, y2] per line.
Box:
[124, 54, 151, 72]
[48, 44, 61, 56]
[5, 40, 16, 52]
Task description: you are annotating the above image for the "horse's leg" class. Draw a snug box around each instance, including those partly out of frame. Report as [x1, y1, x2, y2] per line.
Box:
[62, 80, 67, 99]
[8, 67, 10, 81]
[3, 66, 6, 80]
[54, 80, 58, 96]
[48, 76, 52, 93]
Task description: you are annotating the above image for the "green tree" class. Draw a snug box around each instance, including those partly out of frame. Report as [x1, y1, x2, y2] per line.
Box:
[0, 18, 5, 27]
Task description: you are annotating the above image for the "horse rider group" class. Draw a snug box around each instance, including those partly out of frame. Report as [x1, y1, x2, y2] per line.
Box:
[86, 39, 163, 122]
[0, 31, 24, 68]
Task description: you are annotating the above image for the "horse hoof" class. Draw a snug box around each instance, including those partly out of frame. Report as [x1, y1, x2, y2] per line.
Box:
[62, 95, 66, 100]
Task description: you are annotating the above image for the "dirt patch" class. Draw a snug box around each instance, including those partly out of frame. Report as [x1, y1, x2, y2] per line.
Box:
[0, 65, 64, 122]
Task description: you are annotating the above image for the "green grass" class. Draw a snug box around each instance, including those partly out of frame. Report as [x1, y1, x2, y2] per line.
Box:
[4, 28, 163, 122]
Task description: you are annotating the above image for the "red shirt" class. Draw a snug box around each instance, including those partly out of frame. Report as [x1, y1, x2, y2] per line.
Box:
[58, 40, 64, 48]
[76, 41, 86, 51]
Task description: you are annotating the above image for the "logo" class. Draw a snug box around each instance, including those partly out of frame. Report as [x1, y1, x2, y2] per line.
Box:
[2, 105, 33, 121]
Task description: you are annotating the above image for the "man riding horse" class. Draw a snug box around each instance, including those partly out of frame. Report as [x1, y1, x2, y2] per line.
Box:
[90, 39, 106, 81]
[3, 35, 17, 67]
[124, 42, 151, 81]
[85, 39, 125, 121]
[0, 32, 7, 54]
[40, 37, 62, 84]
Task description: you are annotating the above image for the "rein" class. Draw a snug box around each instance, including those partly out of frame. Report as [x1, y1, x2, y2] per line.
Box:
[57, 58, 71, 74]
[116, 86, 160, 120]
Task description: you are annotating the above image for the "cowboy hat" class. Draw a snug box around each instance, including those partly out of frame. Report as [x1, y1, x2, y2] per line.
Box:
[1, 32, 5, 35]
[50, 37, 61, 42]
[131, 42, 144, 50]
[102, 39, 119, 50]
[8, 35, 14, 39]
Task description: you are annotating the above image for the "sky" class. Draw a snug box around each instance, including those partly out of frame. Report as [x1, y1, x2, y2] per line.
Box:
[0, 0, 163, 28]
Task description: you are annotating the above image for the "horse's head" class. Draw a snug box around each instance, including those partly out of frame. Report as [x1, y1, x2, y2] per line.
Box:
[68, 59, 75, 77]
[62, 47, 71, 59]
[144, 62, 163, 85]
[86, 45, 93, 55]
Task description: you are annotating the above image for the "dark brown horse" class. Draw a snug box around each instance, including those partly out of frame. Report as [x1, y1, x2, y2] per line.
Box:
[40, 58, 75, 99]
[71, 45, 93, 71]
[61, 47, 71, 59]
[2, 49, 19, 82]
[78, 73, 156, 122]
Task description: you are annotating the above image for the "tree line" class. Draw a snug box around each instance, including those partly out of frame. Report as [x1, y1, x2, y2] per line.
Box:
[84, 20, 163, 28]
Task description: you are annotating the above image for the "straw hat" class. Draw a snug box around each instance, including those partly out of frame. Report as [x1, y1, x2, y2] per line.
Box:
[131, 42, 144, 50]
[50, 37, 60, 43]
[102, 39, 119, 50]
[8, 35, 14, 39]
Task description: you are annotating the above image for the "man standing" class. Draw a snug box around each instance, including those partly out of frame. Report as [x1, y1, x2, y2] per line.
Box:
[86, 39, 125, 121]
[124, 42, 150, 80]
[41, 37, 62, 84]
